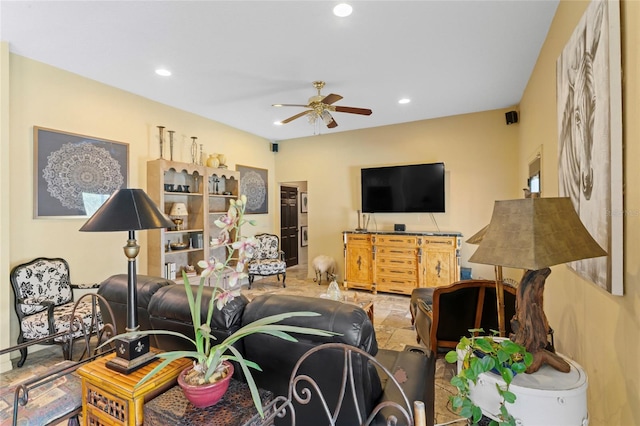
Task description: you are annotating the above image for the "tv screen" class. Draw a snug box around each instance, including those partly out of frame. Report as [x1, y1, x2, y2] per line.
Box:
[361, 163, 445, 213]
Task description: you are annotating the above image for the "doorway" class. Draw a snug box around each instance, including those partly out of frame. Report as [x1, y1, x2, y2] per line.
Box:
[280, 186, 299, 267]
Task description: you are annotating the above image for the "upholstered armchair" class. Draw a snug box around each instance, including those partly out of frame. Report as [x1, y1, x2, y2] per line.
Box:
[9, 257, 102, 367]
[247, 233, 286, 289]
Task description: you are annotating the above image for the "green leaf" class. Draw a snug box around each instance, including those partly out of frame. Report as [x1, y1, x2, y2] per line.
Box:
[471, 405, 483, 424]
[500, 339, 523, 355]
[511, 362, 527, 374]
[479, 355, 495, 373]
[496, 349, 510, 364]
[502, 390, 517, 404]
[445, 350, 459, 364]
[500, 367, 514, 384]
[474, 338, 495, 354]
[524, 351, 534, 366]
[450, 395, 464, 410]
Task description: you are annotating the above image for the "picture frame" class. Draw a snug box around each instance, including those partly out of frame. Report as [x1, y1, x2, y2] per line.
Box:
[556, 0, 623, 295]
[236, 165, 268, 214]
[300, 225, 308, 247]
[34, 126, 129, 218]
[300, 192, 308, 213]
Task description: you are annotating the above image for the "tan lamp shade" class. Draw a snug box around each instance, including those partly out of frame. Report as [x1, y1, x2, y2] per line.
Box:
[469, 197, 606, 270]
[169, 202, 189, 216]
[465, 224, 489, 245]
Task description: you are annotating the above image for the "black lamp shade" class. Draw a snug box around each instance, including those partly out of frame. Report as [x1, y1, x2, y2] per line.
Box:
[80, 188, 173, 232]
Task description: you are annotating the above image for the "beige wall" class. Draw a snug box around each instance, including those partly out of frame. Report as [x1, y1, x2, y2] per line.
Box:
[274, 109, 521, 281]
[2, 55, 276, 362]
[519, 1, 639, 424]
[0, 43, 12, 372]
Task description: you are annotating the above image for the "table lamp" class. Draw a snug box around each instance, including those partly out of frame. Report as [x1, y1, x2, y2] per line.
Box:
[469, 197, 606, 373]
[169, 202, 189, 230]
[80, 188, 174, 373]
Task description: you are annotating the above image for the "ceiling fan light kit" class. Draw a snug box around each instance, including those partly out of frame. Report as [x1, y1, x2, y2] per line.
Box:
[274, 81, 372, 131]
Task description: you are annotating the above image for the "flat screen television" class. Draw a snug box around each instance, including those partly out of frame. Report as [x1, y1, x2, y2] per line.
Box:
[361, 162, 445, 213]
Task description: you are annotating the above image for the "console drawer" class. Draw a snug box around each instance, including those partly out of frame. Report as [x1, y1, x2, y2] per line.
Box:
[375, 235, 418, 247]
[376, 256, 418, 268]
[376, 246, 416, 258]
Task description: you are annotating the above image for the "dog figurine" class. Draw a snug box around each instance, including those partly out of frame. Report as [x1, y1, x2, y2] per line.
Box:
[312, 255, 337, 285]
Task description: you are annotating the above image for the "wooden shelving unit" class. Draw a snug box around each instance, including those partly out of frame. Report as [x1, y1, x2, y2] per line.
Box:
[147, 159, 240, 283]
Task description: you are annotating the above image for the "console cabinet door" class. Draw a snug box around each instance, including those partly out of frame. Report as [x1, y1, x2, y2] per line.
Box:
[422, 236, 459, 287]
[344, 234, 373, 291]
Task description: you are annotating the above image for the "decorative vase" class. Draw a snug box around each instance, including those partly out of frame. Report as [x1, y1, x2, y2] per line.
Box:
[206, 154, 220, 168]
[177, 361, 234, 408]
[217, 153, 226, 166]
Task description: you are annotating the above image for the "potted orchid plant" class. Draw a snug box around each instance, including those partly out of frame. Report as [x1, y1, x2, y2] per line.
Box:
[104, 195, 335, 414]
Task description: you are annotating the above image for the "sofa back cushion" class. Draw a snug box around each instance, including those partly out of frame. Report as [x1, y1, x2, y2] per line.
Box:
[148, 284, 248, 352]
[241, 294, 382, 425]
[97, 274, 173, 346]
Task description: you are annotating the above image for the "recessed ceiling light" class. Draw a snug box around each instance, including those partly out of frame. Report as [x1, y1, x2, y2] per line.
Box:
[398, 98, 411, 104]
[155, 68, 172, 77]
[333, 3, 353, 17]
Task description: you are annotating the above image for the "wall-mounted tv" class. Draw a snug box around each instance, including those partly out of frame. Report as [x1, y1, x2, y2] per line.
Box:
[361, 162, 445, 213]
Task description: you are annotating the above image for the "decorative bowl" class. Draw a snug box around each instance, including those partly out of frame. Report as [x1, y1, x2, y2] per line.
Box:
[170, 242, 189, 250]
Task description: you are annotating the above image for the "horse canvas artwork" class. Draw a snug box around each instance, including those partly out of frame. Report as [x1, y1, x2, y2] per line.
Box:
[556, 0, 623, 295]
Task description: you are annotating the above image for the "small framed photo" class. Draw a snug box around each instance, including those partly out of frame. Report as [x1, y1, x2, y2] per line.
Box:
[300, 225, 308, 247]
[300, 192, 308, 213]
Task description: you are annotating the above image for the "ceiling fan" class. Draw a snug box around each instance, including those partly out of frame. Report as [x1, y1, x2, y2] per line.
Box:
[273, 81, 372, 129]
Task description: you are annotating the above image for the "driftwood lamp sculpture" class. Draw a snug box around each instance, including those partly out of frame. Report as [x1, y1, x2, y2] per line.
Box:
[469, 197, 606, 373]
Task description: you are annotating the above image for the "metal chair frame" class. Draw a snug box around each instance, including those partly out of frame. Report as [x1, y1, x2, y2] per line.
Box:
[255, 343, 425, 426]
[0, 293, 116, 426]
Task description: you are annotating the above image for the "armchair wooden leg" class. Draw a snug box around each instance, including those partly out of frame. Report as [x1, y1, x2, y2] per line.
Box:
[282, 272, 286, 288]
[248, 274, 254, 289]
[17, 336, 27, 368]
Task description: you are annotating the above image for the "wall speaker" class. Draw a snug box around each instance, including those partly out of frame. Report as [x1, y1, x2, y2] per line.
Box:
[270, 142, 279, 152]
[394, 224, 406, 232]
[505, 111, 519, 125]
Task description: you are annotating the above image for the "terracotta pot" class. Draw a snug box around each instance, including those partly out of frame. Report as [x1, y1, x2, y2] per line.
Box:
[177, 361, 234, 408]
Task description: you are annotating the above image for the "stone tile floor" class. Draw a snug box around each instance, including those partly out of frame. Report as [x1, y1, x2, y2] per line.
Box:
[1, 264, 466, 426]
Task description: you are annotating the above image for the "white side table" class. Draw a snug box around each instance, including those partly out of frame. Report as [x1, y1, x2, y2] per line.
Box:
[468, 354, 589, 425]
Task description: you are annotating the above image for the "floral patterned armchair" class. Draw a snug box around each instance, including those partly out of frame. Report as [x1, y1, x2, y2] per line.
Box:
[247, 233, 286, 289]
[9, 257, 102, 367]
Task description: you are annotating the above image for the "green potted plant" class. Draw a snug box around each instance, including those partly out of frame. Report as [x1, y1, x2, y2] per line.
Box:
[104, 195, 336, 414]
[444, 330, 533, 426]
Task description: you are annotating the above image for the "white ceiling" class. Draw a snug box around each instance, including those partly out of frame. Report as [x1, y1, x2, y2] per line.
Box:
[0, 1, 559, 141]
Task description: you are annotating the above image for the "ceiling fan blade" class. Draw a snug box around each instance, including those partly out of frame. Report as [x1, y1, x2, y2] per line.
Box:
[272, 103, 309, 108]
[334, 106, 373, 116]
[326, 114, 338, 128]
[280, 110, 312, 124]
[321, 93, 343, 105]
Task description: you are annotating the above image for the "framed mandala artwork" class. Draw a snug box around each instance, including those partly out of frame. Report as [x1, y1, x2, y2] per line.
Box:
[236, 165, 268, 214]
[34, 127, 129, 218]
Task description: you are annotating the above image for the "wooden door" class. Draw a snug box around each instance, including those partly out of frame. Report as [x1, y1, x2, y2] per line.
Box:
[280, 186, 299, 267]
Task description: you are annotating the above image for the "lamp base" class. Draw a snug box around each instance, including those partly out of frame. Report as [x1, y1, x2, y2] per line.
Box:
[106, 335, 157, 374]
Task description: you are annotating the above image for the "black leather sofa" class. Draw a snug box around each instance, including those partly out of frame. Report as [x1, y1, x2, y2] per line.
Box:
[98, 275, 435, 426]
